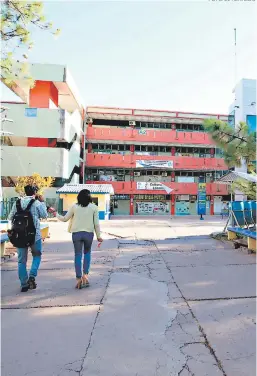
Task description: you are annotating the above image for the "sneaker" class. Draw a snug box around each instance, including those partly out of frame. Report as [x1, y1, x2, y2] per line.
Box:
[28, 276, 37, 290]
[21, 286, 29, 292]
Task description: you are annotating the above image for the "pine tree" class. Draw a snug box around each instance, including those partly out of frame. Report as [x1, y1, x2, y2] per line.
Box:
[1, 1, 60, 86]
[203, 119, 256, 199]
[203, 119, 256, 168]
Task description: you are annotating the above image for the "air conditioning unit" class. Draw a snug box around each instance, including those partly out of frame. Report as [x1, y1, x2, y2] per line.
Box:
[206, 173, 212, 177]
[134, 172, 141, 176]
[162, 172, 168, 177]
[129, 121, 136, 126]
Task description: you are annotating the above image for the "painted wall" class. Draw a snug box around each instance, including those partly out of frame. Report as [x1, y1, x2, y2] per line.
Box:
[3, 103, 82, 142]
[2, 145, 80, 179]
[87, 127, 215, 146]
[85, 181, 228, 196]
[86, 154, 227, 170]
[87, 106, 227, 121]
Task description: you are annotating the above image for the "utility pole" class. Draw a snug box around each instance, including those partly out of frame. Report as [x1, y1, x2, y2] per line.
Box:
[234, 28, 237, 88]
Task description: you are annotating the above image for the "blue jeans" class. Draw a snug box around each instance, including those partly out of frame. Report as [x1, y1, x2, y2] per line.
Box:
[72, 232, 94, 278]
[17, 240, 42, 287]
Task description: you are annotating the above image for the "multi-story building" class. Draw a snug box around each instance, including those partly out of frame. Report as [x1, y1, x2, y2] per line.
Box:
[84, 106, 229, 216]
[1, 63, 85, 200]
[228, 78, 256, 200]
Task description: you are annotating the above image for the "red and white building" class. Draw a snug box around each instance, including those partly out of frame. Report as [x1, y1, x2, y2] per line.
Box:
[84, 106, 229, 216]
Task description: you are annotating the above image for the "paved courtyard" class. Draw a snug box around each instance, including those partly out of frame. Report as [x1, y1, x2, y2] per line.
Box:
[1, 216, 256, 376]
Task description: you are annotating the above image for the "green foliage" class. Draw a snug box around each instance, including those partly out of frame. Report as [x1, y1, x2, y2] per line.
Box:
[232, 173, 257, 200]
[203, 119, 256, 168]
[204, 119, 256, 199]
[1, 1, 60, 86]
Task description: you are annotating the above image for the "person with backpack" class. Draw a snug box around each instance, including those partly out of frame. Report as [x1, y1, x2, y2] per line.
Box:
[53, 189, 103, 289]
[8, 185, 48, 292]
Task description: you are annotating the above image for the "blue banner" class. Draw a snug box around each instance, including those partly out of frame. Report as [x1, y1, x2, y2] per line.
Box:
[25, 108, 37, 117]
[197, 183, 206, 215]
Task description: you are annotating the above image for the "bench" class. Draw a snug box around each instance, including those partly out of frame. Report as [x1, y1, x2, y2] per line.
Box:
[0, 233, 9, 257]
[227, 226, 256, 253]
[0, 223, 49, 257]
[40, 223, 50, 240]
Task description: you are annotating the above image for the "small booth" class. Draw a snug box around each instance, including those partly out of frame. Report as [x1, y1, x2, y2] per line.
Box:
[56, 184, 114, 220]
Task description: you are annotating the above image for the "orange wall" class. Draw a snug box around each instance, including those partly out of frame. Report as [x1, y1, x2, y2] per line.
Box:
[87, 127, 215, 146]
[85, 181, 228, 195]
[86, 154, 227, 170]
[29, 81, 58, 108]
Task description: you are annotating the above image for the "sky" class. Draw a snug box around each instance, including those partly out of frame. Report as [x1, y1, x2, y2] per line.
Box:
[1, 0, 257, 114]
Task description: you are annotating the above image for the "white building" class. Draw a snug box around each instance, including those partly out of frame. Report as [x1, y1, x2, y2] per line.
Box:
[229, 78, 256, 199]
[1, 64, 85, 199]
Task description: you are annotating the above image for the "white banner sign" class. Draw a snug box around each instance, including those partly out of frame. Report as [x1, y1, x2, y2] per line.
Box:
[136, 202, 170, 214]
[137, 182, 173, 194]
[136, 160, 173, 169]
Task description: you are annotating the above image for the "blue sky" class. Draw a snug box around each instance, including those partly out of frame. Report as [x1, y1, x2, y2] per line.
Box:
[1, 1, 256, 114]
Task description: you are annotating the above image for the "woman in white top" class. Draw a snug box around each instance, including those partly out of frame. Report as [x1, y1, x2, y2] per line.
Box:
[56, 189, 103, 289]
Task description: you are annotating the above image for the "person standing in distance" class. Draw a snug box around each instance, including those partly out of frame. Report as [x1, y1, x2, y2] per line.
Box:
[8, 185, 48, 292]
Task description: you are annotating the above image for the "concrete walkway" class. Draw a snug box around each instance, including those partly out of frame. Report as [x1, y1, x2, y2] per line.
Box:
[1, 217, 256, 376]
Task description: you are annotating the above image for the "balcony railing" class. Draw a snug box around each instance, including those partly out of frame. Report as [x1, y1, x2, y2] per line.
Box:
[85, 181, 228, 195]
[3, 103, 83, 143]
[86, 154, 227, 170]
[86, 127, 215, 146]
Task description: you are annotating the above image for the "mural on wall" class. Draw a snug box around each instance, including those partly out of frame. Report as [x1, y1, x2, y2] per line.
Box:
[136, 201, 169, 214]
[176, 201, 190, 215]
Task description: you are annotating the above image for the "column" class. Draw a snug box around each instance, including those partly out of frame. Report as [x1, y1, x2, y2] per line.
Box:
[171, 194, 175, 215]
[130, 194, 134, 215]
[130, 144, 135, 154]
[29, 80, 58, 108]
[171, 146, 176, 156]
[210, 195, 214, 215]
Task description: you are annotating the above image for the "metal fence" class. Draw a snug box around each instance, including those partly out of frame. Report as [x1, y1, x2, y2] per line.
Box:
[0, 198, 63, 220]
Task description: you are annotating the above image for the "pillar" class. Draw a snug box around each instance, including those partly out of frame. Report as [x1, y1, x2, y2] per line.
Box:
[171, 194, 175, 215]
[171, 171, 175, 182]
[29, 80, 58, 108]
[210, 195, 214, 215]
[88, 143, 93, 153]
[130, 194, 134, 215]
[130, 144, 135, 154]
[210, 148, 215, 158]
[171, 146, 176, 156]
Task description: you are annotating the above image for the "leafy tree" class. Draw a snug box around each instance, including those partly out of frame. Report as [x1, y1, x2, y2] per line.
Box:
[1, 1, 60, 85]
[203, 119, 256, 168]
[15, 173, 55, 196]
[203, 119, 256, 199]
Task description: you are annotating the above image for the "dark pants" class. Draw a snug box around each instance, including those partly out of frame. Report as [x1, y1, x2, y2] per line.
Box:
[72, 231, 94, 278]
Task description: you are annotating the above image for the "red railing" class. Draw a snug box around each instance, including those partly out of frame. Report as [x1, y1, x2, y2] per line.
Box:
[86, 154, 227, 170]
[85, 181, 228, 195]
[86, 127, 215, 146]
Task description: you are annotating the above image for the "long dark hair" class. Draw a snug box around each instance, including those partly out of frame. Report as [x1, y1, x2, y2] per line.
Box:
[77, 189, 92, 207]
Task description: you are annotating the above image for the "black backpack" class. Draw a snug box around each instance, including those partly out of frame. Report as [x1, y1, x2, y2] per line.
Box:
[8, 199, 36, 248]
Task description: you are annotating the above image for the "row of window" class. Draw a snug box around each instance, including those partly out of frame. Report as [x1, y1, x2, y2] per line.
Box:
[89, 143, 223, 155]
[91, 119, 205, 131]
